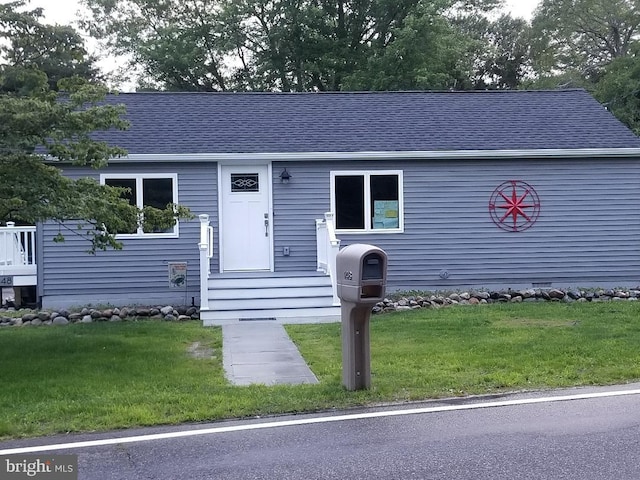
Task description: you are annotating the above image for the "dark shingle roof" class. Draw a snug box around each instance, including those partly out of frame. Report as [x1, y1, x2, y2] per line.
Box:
[96, 90, 640, 155]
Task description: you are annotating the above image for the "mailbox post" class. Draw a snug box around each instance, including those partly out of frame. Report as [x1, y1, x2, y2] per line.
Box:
[336, 244, 387, 391]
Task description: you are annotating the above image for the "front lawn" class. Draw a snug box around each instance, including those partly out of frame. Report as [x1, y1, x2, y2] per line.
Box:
[0, 301, 639, 439]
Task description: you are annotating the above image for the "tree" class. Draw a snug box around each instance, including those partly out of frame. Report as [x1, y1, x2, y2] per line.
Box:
[81, 0, 503, 92]
[81, 0, 232, 91]
[531, 0, 640, 82]
[594, 52, 640, 134]
[525, 0, 640, 132]
[0, 1, 100, 89]
[457, 13, 532, 89]
[0, 2, 190, 252]
[340, 2, 475, 91]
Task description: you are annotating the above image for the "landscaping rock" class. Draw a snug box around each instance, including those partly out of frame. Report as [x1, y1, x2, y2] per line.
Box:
[52, 317, 69, 326]
[568, 290, 582, 300]
[548, 289, 565, 299]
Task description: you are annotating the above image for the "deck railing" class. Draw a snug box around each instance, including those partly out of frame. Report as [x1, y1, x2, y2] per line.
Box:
[198, 214, 214, 311]
[0, 223, 37, 275]
[316, 212, 341, 305]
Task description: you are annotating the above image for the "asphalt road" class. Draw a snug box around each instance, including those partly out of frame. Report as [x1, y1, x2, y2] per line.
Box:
[2, 384, 639, 479]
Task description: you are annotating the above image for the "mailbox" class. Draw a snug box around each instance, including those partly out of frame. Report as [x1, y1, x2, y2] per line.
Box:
[336, 244, 388, 391]
[336, 244, 387, 304]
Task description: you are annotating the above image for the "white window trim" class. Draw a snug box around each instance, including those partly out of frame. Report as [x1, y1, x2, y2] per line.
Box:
[330, 170, 404, 234]
[100, 173, 180, 238]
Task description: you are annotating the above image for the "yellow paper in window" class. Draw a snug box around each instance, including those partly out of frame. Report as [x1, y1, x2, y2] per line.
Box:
[373, 201, 399, 229]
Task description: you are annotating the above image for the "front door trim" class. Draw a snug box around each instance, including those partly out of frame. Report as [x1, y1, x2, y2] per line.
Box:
[218, 162, 274, 273]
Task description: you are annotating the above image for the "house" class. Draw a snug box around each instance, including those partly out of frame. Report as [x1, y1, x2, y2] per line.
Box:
[4, 89, 640, 323]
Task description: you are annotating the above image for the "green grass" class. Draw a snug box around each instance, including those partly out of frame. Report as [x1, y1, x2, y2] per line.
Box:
[288, 302, 640, 401]
[1, 301, 639, 440]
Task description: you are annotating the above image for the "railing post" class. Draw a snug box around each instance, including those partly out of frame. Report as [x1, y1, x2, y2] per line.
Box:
[316, 218, 328, 272]
[198, 214, 212, 311]
[323, 212, 341, 306]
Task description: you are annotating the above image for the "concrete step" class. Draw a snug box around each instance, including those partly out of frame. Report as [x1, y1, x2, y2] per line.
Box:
[202, 306, 341, 325]
[203, 273, 340, 324]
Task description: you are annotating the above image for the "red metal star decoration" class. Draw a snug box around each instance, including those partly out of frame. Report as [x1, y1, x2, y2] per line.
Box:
[489, 180, 541, 232]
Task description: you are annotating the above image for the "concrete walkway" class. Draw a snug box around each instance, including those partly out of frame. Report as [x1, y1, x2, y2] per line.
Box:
[222, 321, 319, 386]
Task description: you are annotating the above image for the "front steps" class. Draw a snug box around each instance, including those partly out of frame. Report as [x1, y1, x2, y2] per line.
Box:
[201, 273, 341, 325]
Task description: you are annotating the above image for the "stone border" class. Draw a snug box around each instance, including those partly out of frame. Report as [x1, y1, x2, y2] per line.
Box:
[0, 305, 199, 327]
[1, 287, 639, 326]
[373, 287, 640, 314]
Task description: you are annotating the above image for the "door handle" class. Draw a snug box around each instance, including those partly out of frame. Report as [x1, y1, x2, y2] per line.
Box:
[264, 213, 269, 237]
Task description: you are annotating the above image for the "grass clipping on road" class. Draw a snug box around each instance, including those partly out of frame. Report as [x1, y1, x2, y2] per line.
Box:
[1, 302, 639, 439]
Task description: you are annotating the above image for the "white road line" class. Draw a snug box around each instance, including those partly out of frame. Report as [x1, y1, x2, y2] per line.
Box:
[2, 388, 640, 455]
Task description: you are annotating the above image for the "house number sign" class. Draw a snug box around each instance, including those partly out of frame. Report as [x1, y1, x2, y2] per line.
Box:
[489, 180, 541, 232]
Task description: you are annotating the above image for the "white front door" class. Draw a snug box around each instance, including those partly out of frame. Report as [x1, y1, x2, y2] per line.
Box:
[220, 165, 272, 271]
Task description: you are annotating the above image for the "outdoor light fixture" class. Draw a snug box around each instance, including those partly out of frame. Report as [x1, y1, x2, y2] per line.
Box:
[279, 168, 292, 183]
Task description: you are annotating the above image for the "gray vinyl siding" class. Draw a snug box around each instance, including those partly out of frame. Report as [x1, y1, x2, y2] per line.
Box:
[273, 157, 640, 292]
[40, 162, 217, 308]
[272, 162, 330, 271]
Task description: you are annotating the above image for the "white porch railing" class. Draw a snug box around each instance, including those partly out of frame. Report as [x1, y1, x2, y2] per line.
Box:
[0, 222, 37, 276]
[316, 212, 341, 305]
[198, 214, 214, 311]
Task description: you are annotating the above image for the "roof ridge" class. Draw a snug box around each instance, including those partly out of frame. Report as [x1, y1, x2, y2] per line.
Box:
[111, 89, 587, 96]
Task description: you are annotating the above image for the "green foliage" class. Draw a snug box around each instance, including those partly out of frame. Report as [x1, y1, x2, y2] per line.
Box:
[525, 0, 640, 132]
[0, 67, 135, 251]
[81, 0, 506, 92]
[462, 14, 533, 89]
[531, 0, 640, 79]
[141, 203, 193, 233]
[0, 1, 100, 89]
[594, 53, 640, 134]
[0, 2, 192, 252]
